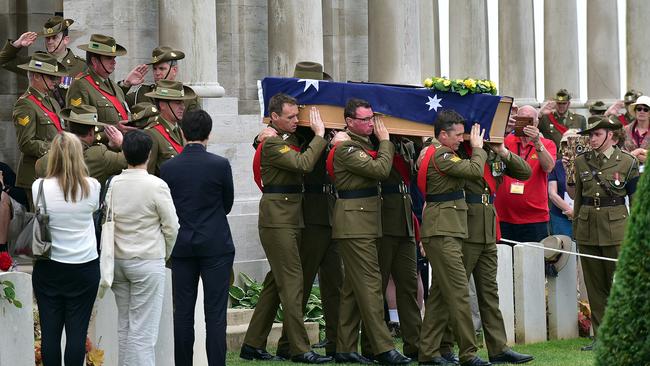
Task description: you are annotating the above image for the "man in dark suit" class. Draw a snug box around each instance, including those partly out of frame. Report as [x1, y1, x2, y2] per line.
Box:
[160, 109, 235, 366]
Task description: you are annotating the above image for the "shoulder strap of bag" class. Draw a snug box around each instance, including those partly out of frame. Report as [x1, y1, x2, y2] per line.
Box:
[104, 177, 115, 223]
[36, 179, 46, 214]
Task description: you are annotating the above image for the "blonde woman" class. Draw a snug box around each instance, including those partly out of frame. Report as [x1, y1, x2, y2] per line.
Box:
[31, 131, 101, 366]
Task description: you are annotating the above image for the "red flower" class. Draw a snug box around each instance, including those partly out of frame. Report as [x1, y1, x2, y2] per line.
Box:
[0, 252, 12, 272]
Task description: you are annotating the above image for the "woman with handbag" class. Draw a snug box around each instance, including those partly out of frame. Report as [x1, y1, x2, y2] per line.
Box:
[104, 130, 178, 366]
[31, 131, 101, 366]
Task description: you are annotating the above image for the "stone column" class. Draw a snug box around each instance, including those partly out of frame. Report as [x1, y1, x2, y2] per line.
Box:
[368, 0, 421, 84]
[544, 0, 580, 100]
[448, 0, 489, 79]
[63, 0, 159, 81]
[587, 0, 620, 101]
[322, 0, 369, 82]
[499, 0, 536, 104]
[419, 0, 440, 80]
[160, 0, 224, 97]
[268, 0, 324, 77]
[627, 0, 650, 94]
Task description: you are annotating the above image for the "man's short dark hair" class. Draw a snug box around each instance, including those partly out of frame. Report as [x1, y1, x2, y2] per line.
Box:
[122, 130, 153, 166]
[434, 109, 466, 137]
[344, 98, 372, 119]
[268, 93, 297, 117]
[180, 109, 212, 142]
[66, 121, 93, 137]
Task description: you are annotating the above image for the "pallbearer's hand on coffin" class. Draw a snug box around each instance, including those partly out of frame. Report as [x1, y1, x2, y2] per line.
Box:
[309, 106, 325, 137]
[257, 127, 278, 143]
[331, 131, 350, 145]
[374, 117, 390, 141]
[470, 123, 485, 149]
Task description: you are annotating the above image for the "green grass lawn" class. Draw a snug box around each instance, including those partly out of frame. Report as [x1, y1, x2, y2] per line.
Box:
[226, 337, 596, 365]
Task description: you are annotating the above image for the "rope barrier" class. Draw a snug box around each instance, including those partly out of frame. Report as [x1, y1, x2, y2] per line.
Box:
[500, 238, 618, 262]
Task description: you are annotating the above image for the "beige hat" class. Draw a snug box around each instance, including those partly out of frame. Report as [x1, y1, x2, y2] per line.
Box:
[542, 235, 573, 276]
[59, 105, 107, 126]
[17, 52, 67, 77]
[78, 34, 127, 57]
[144, 80, 197, 101]
[630, 95, 650, 118]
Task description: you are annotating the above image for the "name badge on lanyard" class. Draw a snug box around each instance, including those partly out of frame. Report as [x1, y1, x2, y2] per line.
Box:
[510, 181, 525, 195]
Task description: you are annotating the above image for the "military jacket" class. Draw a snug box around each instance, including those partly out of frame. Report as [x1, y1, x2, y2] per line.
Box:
[258, 126, 327, 229]
[301, 129, 335, 227]
[35, 141, 127, 188]
[12, 87, 61, 188]
[573, 146, 639, 246]
[420, 142, 487, 239]
[66, 67, 127, 125]
[124, 83, 200, 111]
[458, 144, 531, 244]
[145, 116, 185, 176]
[381, 140, 415, 238]
[331, 132, 394, 239]
[0, 42, 85, 105]
[539, 111, 587, 149]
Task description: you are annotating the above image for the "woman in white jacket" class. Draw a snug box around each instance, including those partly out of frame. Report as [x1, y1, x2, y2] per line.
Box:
[105, 130, 179, 366]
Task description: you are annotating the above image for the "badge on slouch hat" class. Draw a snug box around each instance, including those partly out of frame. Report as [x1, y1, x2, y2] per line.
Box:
[17, 52, 67, 77]
[147, 46, 185, 65]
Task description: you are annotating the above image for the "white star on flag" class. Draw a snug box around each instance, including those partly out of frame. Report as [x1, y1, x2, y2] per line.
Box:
[298, 79, 320, 92]
[426, 95, 443, 111]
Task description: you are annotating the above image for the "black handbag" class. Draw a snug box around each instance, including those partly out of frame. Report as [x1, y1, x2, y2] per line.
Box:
[93, 176, 115, 249]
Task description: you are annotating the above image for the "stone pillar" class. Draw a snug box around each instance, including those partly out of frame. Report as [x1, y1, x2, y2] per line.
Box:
[0, 272, 34, 366]
[368, 0, 421, 84]
[160, 0, 224, 97]
[419, 0, 440, 80]
[448, 0, 489, 79]
[547, 242, 579, 340]
[587, 0, 620, 101]
[514, 243, 547, 344]
[268, 0, 324, 77]
[497, 244, 515, 345]
[627, 0, 650, 94]
[498, 0, 536, 104]
[63, 0, 158, 82]
[544, 0, 580, 100]
[322, 0, 369, 82]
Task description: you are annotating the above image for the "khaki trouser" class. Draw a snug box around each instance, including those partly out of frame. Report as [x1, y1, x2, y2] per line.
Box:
[243, 227, 311, 356]
[419, 236, 478, 363]
[336, 237, 394, 355]
[578, 244, 619, 336]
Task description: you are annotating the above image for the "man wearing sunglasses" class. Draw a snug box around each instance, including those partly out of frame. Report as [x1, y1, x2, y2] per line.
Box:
[538, 89, 587, 151]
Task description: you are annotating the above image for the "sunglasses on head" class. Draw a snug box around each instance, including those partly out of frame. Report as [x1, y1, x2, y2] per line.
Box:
[636, 106, 650, 112]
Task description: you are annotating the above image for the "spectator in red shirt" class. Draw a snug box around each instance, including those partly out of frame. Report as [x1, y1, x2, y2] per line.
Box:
[495, 105, 556, 243]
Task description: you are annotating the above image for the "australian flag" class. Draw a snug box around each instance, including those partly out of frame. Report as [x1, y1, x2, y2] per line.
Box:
[260, 77, 505, 140]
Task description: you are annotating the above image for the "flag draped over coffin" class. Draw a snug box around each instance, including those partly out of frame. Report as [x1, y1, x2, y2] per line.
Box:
[260, 77, 505, 140]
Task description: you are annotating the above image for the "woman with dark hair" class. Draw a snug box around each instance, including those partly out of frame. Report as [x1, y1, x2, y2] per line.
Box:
[105, 129, 178, 366]
[31, 131, 101, 366]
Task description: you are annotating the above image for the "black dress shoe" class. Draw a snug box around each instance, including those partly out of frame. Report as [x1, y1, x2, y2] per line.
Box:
[374, 349, 412, 365]
[240, 343, 283, 361]
[419, 356, 453, 365]
[276, 350, 291, 360]
[441, 352, 460, 365]
[334, 352, 373, 364]
[460, 356, 491, 366]
[292, 350, 333, 364]
[313, 338, 333, 349]
[580, 338, 595, 351]
[489, 349, 534, 364]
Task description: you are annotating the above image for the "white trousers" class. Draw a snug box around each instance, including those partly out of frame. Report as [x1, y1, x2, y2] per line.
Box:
[112, 258, 165, 366]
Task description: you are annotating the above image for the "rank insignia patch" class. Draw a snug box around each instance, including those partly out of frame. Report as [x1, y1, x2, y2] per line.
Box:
[17, 116, 30, 126]
[70, 97, 82, 106]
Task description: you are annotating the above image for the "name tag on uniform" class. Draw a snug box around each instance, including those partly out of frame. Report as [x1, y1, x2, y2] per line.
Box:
[510, 182, 525, 195]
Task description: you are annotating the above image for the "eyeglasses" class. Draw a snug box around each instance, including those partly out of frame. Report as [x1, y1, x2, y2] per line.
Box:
[352, 116, 374, 122]
[635, 107, 650, 112]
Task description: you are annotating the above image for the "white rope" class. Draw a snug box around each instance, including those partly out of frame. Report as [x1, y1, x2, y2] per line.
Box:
[500, 238, 619, 263]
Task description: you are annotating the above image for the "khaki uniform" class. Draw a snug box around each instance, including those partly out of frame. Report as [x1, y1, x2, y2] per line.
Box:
[36, 141, 127, 188]
[573, 146, 639, 335]
[243, 127, 327, 356]
[539, 111, 587, 149]
[124, 83, 200, 111]
[418, 141, 486, 363]
[144, 117, 185, 176]
[0, 43, 85, 105]
[66, 67, 127, 127]
[457, 144, 531, 357]
[11, 87, 61, 194]
[331, 131, 395, 355]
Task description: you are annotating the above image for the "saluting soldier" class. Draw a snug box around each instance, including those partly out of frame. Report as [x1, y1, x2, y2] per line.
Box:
[538, 89, 587, 150]
[570, 116, 639, 351]
[143, 80, 196, 176]
[455, 139, 534, 364]
[0, 16, 85, 106]
[240, 94, 330, 364]
[11, 52, 67, 209]
[35, 104, 127, 188]
[120, 46, 200, 111]
[417, 110, 490, 366]
[330, 98, 410, 365]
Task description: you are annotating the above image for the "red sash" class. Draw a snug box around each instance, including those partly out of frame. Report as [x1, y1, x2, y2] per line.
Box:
[416, 145, 445, 195]
[392, 154, 412, 186]
[153, 124, 183, 154]
[252, 141, 300, 191]
[84, 75, 128, 120]
[617, 114, 629, 126]
[326, 144, 377, 182]
[462, 143, 501, 241]
[412, 212, 421, 243]
[27, 95, 62, 132]
[547, 113, 569, 135]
